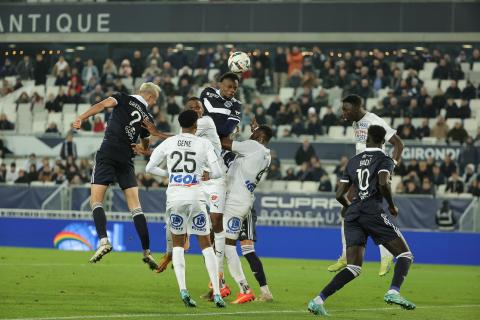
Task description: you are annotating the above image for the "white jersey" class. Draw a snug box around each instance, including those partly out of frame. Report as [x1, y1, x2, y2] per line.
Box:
[146, 133, 218, 202]
[226, 140, 271, 206]
[196, 116, 222, 155]
[352, 111, 396, 155]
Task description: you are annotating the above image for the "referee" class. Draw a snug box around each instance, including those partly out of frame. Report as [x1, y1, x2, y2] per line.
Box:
[73, 82, 160, 269]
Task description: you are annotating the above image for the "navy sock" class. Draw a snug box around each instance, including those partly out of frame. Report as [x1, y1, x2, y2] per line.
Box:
[320, 265, 361, 301]
[390, 253, 413, 292]
[92, 206, 107, 239]
[244, 252, 267, 287]
[132, 209, 150, 250]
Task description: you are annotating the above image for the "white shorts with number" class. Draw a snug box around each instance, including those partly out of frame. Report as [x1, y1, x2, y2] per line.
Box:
[223, 200, 252, 240]
[167, 200, 210, 236]
[202, 177, 226, 214]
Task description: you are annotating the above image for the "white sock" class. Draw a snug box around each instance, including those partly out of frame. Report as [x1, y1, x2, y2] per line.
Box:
[172, 247, 186, 291]
[340, 219, 346, 259]
[387, 289, 400, 295]
[379, 245, 393, 259]
[214, 231, 226, 274]
[314, 295, 324, 305]
[202, 247, 220, 295]
[260, 285, 271, 295]
[225, 244, 249, 293]
[100, 237, 109, 245]
[166, 228, 173, 253]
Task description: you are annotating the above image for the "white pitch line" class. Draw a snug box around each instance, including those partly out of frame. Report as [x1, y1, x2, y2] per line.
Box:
[2, 304, 480, 320]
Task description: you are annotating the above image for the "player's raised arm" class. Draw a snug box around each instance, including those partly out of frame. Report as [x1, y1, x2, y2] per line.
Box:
[220, 136, 233, 151]
[142, 119, 174, 140]
[388, 134, 404, 164]
[145, 143, 168, 177]
[205, 142, 223, 180]
[73, 97, 118, 129]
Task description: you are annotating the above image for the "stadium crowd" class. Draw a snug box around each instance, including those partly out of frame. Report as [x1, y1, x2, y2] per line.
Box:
[0, 44, 479, 196]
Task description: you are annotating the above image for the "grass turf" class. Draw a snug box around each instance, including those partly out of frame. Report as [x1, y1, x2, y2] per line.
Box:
[0, 247, 479, 320]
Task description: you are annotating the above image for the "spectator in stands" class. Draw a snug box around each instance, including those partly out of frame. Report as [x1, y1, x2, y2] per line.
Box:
[405, 98, 422, 118]
[386, 96, 402, 118]
[469, 177, 480, 197]
[168, 43, 189, 70]
[463, 164, 477, 186]
[82, 59, 99, 84]
[54, 89, 67, 112]
[322, 105, 338, 128]
[306, 108, 323, 136]
[393, 158, 407, 177]
[432, 59, 449, 79]
[92, 116, 105, 133]
[318, 175, 332, 192]
[445, 99, 459, 118]
[5, 162, 18, 182]
[255, 107, 268, 125]
[447, 122, 469, 144]
[166, 95, 181, 119]
[45, 122, 59, 134]
[27, 164, 38, 182]
[161, 61, 176, 78]
[440, 154, 457, 178]
[430, 116, 449, 141]
[322, 68, 337, 89]
[273, 47, 288, 92]
[459, 137, 479, 170]
[129, 50, 144, 79]
[461, 81, 477, 100]
[431, 165, 446, 186]
[432, 89, 447, 113]
[422, 97, 437, 118]
[113, 78, 128, 94]
[0, 58, 16, 77]
[282, 168, 295, 181]
[0, 113, 14, 130]
[287, 46, 303, 76]
[372, 68, 388, 93]
[54, 69, 69, 86]
[193, 69, 208, 86]
[60, 134, 77, 160]
[177, 78, 191, 97]
[102, 58, 118, 77]
[252, 61, 266, 91]
[358, 78, 373, 101]
[146, 47, 162, 67]
[45, 93, 58, 113]
[371, 100, 388, 117]
[0, 79, 14, 97]
[89, 84, 105, 105]
[416, 119, 431, 139]
[295, 139, 316, 165]
[16, 55, 33, 80]
[265, 96, 281, 118]
[458, 99, 471, 119]
[14, 169, 29, 184]
[66, 87, 81, 104]
[445, 170, 464, 193]
[52, 166, 67, 184]
[398, 125, 416, 140]
[274, 105, 290, 125]
[118, 59, 132, 78]
[266, 163, 282, 180]
[397, 117, 416, 138]
[290, 116, 305, 136]
[31, 92, 44, 111]
[52, 56, 70, 77]
[419, 177, 434, 195]
[13, 78, 23, 91]
[288, 69, 302, 89]
[155, 113, 171, 133]
[405, 180, 418, 194]
[16, 91, 30, 104]
[445, 80, 461, 99]
[406, 159, 419, 175]
[0, 163, 7, 182]
[309, 156, 328, 181]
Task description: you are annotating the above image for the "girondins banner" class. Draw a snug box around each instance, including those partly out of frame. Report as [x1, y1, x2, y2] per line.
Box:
[109, 190, 473, 230]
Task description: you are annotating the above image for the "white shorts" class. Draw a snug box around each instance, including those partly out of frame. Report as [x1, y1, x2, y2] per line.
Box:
[223, 201, 252, 240]
[166, 200, 210, 236]
[202, 177, 226, 214]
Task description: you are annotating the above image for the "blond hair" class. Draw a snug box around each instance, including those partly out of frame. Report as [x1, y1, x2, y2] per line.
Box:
[139, 82, 161, 97]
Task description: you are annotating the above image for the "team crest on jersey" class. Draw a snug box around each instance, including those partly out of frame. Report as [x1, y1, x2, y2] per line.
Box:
[192, 213, 207, 232]
[227, 217, 241, 233]
[170, 214, 184, 230]
[210, 193, 220, 208]
[224, 101, 233, 108]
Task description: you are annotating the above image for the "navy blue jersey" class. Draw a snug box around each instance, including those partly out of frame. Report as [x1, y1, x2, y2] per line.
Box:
[99, 92, 154, 161]
[200, 87, 242, 138]
[341, 148, 395, 205]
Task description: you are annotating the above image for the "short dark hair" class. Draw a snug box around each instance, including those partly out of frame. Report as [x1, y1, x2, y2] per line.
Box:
[178, 110, 198, 128]
[368, 125, 386, 144]
[186, 96, 200, 103]
[257, 125, 273, 142]
[219, 72, 239, 83]
[342, 94, 363, 109]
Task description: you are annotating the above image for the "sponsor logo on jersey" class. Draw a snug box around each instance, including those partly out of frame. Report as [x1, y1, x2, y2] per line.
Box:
[224, 101, 233, 108]
[244, 180, 256, 193]
[206, 91, 220, 99]
[192, 213, 207, 232]
[210, 193, 220, 208]
[169, 174, 199, 187]
[227, 217, 242, 233]
[170, 214, 184, 230]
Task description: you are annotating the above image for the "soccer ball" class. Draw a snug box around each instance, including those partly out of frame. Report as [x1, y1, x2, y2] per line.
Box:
[228, 51, 251, 73]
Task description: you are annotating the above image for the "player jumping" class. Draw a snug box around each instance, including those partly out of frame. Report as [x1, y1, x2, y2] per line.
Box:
[308, 125, 415, 316]
[328, 94, 404, 276]
[145, 110, 226, 308]
[218, 124, 274, 303]
[73, 82, 159, 269]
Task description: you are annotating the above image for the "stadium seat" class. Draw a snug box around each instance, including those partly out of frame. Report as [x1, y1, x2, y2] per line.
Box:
[271, 180, 287, 192]
[63, 114, 77, 134]
[457, 80, 467, 91]
[279, 87, 294, 102]
[46, 86, 61, 97]
[328, 126, 344, 138]
[276, 125, 291, 138]
[328, 87, 343, 105]
[391, 176, 402, 193]
[460, 62, 471, 73]
[63, 103, 77, 115]
[366, 98, 378, 111]
[32, 85, 46, 96]
[393, 118, 403, 129]
[345, 126, 354, 137]
[424, 79, 439, 95]
[286, 181, 302, 192]
[464, 118, 478, 135]
[411, 118, 425, 128]
[77, 104, 91, 115]
[473, 62, 480, 72]
[423, 62, 437, 76]
[207, 68, 220, 81]
[17, 104, 33, 134]
[32, 119, 47, 133]
[302, 181, 318, 193]
[121, 78, 134, 91]
[418, 69, 431, 80]
[46, 76, 56, 87]
[174, 96, 183, 107]
[469, 71, 480, 85]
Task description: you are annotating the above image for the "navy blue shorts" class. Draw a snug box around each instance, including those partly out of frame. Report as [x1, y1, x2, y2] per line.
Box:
[91, 150, 137, 190]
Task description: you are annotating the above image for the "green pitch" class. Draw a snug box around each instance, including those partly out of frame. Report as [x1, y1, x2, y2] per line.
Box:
[1, 247, 479, 320]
